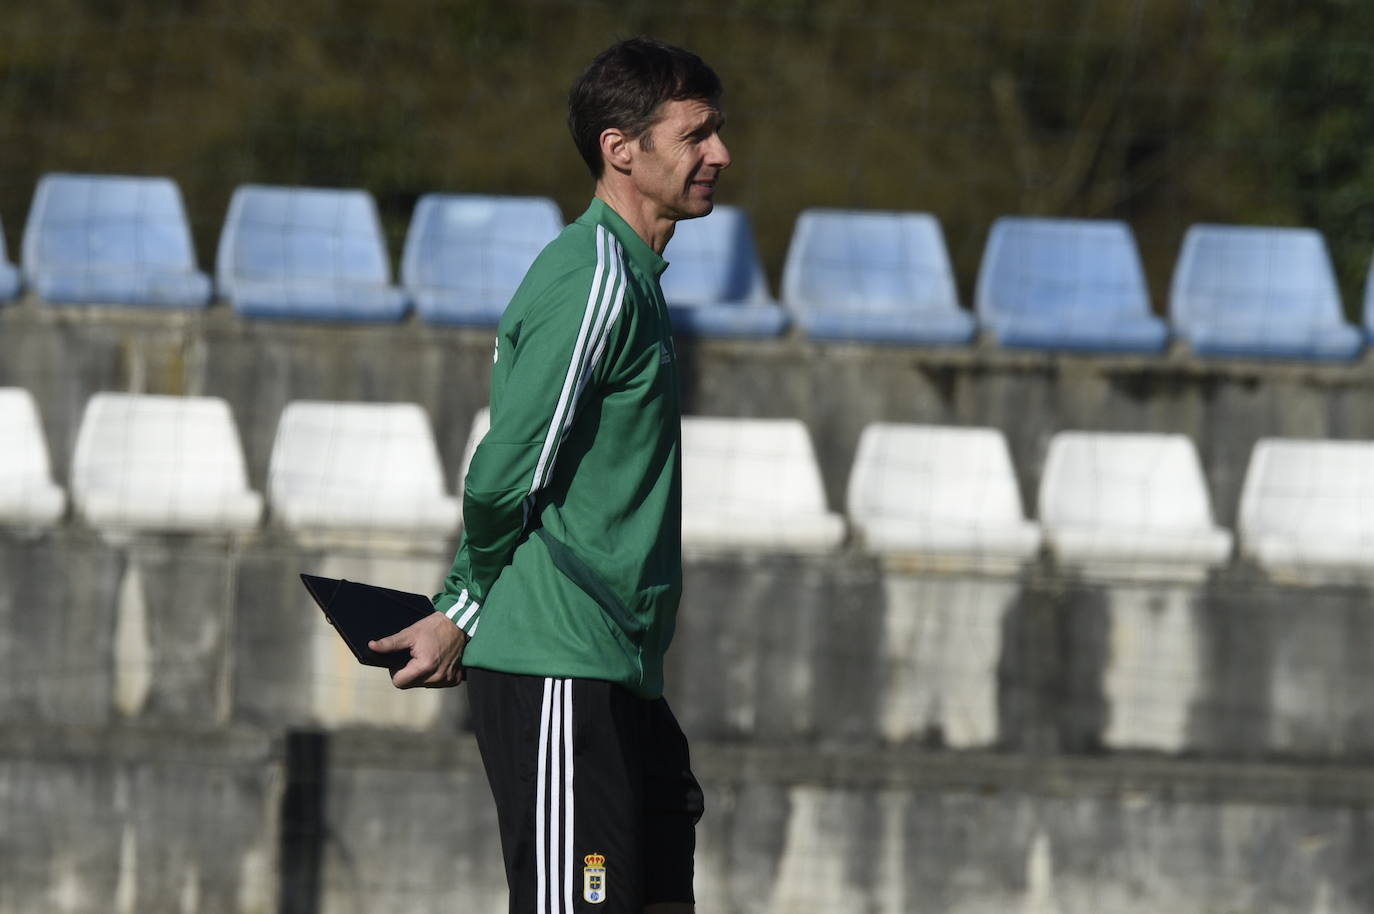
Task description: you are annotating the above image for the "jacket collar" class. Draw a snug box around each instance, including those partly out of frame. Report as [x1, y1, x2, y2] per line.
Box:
[579, 197, 669, 279]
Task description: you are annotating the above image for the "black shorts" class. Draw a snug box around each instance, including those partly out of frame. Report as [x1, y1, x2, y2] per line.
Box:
[466, 667, 704, 913]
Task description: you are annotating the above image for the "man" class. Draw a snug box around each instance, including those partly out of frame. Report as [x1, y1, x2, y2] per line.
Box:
[368, 37, 730, 914]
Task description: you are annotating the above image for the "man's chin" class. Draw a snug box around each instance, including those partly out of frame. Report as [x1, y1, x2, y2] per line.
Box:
[674, 199, 715, 221]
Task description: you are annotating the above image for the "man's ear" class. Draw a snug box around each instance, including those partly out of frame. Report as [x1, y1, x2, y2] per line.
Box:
[599, 127, 633, 174]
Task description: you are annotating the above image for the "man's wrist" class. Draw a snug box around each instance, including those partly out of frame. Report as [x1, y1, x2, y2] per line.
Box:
[440, 594, 482, 637]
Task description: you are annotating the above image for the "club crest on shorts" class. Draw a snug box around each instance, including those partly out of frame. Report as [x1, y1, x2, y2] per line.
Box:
[583, 852, 607, 904]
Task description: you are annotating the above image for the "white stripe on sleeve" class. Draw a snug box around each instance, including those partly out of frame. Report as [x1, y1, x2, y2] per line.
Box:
[530, 226, 620, 499]
[455, 600, 481, 632]
[443, 590, 469, 621]
[572, 240, 629, 407]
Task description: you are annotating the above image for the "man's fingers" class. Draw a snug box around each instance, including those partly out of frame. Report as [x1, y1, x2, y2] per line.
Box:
[368, 631, 408, 654]
[392, 655, 464, 689]
[390, 657, 429, 689]
[420, 663, 466, 688]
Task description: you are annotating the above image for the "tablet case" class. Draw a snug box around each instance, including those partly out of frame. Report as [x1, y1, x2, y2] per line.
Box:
[300, 573, 435, 668]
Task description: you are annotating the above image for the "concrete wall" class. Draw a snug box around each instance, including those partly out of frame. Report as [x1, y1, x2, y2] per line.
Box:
[6, 527, 1374, 912]
[12, 723, 1374, 914]
[8, 307, 1374, 912]
[8, 528, 1374, 762]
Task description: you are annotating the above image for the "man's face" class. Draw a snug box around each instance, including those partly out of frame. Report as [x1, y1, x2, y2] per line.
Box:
[630, 97, 731, 222]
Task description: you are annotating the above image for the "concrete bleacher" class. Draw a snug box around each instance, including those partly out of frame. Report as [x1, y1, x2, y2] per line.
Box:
[9, 307, 1374, 912]
[12, 177, 1374, 912]
[9, 312, 1374, 758]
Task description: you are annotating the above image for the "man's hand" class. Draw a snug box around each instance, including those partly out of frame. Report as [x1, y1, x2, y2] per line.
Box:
[369, 612, 470, 689]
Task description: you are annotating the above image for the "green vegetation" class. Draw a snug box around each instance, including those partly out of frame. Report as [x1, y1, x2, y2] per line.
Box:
[1, 0, 1371, 312]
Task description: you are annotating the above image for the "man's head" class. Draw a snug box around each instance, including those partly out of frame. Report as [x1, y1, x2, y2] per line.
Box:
[568, 37, 723, 180]
[569, 38, 730, 232]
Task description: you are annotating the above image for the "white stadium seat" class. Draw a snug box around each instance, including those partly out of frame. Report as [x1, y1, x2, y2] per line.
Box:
[0, 388, 66, 527]
[681, 416, 845, 553]
[1240, 438, 1374, 571]
[1039, 431, 1232, 574]
[71, 393, 262, 532]
[268, 401, 458, 537]
[846, 423, 1041, 563]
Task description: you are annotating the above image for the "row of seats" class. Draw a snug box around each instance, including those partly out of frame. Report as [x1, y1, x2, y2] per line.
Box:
[2, 173, 1372, 359]
[4, 175, 542, 323]
[1, 387, 1368, 574]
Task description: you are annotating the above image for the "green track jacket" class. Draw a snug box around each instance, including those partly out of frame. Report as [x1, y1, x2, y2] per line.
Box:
[433, 197, 683, 699]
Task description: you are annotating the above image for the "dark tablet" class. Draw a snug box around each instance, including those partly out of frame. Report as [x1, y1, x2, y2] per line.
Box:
[300, 573, 435, 668]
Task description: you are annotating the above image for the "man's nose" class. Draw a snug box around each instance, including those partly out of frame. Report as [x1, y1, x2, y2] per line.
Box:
[707, 133, 731, 170]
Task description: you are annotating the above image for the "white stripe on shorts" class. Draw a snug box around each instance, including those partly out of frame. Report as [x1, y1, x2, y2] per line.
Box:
[536, 678, 575, 914]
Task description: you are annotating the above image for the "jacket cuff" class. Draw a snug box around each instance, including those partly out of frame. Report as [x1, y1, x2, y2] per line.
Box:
[440, 588, 482, 636]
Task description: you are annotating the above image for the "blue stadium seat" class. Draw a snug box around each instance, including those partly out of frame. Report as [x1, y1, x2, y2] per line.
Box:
[21, 173, 211, 308]
[781, 209, 975, 345]
[661, 205, 787, 338]
[1170, 224, 1361, 360]
[217, 184, 408, 322]
[975, 217, 1168, 352]
[1364, 251, 1374, 343]
[401, 193, 562, 326]
[0, 216, 19, 302]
